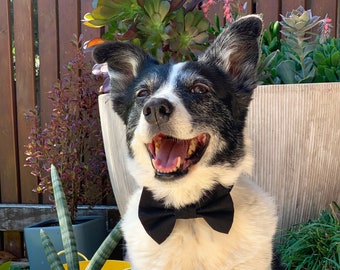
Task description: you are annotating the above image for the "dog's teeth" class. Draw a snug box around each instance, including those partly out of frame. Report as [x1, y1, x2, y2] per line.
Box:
[152, 159, 156, 168]
[176, 157, 181, 169]
[188, 139, 197, 156]
[155, 141, 160, 156]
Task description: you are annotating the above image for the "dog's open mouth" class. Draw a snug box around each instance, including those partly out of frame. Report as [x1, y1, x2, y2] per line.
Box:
[146, 133, 210, 180]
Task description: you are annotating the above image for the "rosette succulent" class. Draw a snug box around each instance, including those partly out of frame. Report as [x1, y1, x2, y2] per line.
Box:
[83, 0, 210, 63]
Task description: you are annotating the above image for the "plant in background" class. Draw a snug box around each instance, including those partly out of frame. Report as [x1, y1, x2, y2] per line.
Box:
[258, 21, 280, 83]
[313, 38, 340, 82]
[83, 0, 211, 63]
[41, 165, 124, 270]
[25, 34, 111, 221]
[277, 202, 340, 270]
[261, 6, 334, 84]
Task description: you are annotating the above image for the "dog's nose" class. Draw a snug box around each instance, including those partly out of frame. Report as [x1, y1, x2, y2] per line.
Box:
[143, 98, 174, 125]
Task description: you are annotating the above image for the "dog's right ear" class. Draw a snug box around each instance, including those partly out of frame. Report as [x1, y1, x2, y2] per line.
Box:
[92, 42, 158, 119]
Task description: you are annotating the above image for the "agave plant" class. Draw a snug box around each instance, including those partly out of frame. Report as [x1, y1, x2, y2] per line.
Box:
[40, 165, 124, 270]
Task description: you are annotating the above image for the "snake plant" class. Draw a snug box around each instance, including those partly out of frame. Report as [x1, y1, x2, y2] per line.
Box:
[40, 165, 123, 270]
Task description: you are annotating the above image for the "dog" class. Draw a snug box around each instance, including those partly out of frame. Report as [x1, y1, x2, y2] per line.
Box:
[93, 15, 278, 270]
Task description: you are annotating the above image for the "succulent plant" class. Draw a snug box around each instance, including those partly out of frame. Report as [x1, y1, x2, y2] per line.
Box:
[260, 6, 334, 84]
[278, 6, 322, 83]
[41, 165, 123, 270]
[313, 38, 340, 82]
[83, 0, 209, 63]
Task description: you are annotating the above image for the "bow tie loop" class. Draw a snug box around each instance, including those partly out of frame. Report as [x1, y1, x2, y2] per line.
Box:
[138, 184, 234, 244]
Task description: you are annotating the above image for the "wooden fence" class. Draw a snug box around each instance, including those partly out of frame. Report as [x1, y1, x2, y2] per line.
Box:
[0, 0, 339, 260]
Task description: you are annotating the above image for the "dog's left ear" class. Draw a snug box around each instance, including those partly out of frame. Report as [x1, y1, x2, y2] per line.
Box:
[92, 42, 158, 120]
[199, 15, 263, 92]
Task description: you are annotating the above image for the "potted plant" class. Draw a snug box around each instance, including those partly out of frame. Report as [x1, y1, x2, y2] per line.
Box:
[40, 164, 130, 270]
[24, 34, 113, 270]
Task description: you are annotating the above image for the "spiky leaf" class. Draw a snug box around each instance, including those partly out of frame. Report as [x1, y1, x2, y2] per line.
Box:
[51, 164, 79, 270]
[40, 229, 64, 270]
[85, 220, 123, 270]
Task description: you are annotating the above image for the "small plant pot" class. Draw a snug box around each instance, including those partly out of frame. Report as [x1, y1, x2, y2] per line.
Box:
[24, 216, 107, 270]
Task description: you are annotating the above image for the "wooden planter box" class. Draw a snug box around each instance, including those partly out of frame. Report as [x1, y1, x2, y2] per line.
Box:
[99, 83, 340, 230]
[247, 83, 340, 229]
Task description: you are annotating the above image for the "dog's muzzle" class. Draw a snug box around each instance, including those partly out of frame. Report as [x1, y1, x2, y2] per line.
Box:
[143, 98, 210, 181]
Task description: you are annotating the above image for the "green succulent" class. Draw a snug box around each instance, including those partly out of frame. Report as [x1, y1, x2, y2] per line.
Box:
[313, 38, 340, 82]
[166, 8, 209, 61]
[84, 0, 210, 63]
[260, 6, 330, 84]
[41, 165, 123, 270]
[278, 6, 322, 83]
[258, 21, 280, 84]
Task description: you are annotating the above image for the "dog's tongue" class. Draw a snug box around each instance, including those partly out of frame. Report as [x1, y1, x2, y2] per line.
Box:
[153, 138, 189, 171]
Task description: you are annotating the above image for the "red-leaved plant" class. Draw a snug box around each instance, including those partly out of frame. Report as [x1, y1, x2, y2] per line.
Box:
[25, 35, 111, 221]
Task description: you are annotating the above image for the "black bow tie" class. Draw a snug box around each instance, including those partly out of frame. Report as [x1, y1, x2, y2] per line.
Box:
[138, 183, 234, 244]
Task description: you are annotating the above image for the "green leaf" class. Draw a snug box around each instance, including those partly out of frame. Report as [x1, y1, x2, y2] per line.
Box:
[85, 220, 123, 270]
[314, 52, 327, 65]
[0, 262, 11, 270]
[40, 229, 64, 270]
[325, 67, 337, 82]
[276, 60, 297, 84]
[331, 51, 340, 66]
[91, 6, 115, 20]
[51, 165, 79, 270]
[158, 0, 170, 21]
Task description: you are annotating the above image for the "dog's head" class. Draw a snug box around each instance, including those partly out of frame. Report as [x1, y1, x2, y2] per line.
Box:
[93, 15, 262, 207]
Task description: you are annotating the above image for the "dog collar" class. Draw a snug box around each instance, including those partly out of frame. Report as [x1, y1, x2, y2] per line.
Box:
[138, 183, 234, 244]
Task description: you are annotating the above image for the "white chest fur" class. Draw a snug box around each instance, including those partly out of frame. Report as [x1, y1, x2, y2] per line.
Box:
[122, 177, 277, 270]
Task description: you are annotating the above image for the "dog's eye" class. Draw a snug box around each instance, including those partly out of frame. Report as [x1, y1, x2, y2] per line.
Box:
[191, 83, 209, 94]
[136, 89, 150, 98]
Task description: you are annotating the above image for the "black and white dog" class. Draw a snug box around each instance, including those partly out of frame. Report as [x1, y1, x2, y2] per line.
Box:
[94, 15, 278, 270]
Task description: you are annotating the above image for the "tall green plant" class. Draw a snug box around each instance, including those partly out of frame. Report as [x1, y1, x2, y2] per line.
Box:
[40, 165, 124, 270]
[278, 202, 340, 270]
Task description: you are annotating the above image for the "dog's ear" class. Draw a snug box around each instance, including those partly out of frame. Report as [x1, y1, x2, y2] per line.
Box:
[199, 15, 263, 92]
[92, 42, 158, 119]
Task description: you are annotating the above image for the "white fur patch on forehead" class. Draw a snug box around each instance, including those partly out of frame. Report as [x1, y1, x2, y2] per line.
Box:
[152, 62, 185, 100]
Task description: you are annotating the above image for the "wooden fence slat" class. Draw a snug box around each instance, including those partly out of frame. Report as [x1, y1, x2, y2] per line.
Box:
[58, 0, 80, 75]
[310, 0, 337, 38]
[256, 0, 280, 26]
[37, 0, 58, 126]
[0, 1, 19, 203]
[81, 0, 103, 63]
[3, 232, 23, 259]
[13, 0, 38, 203]
[281, 0, 306, 14]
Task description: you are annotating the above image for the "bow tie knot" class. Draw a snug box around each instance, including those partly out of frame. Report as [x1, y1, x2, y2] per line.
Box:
[138, 183, 234, 244]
